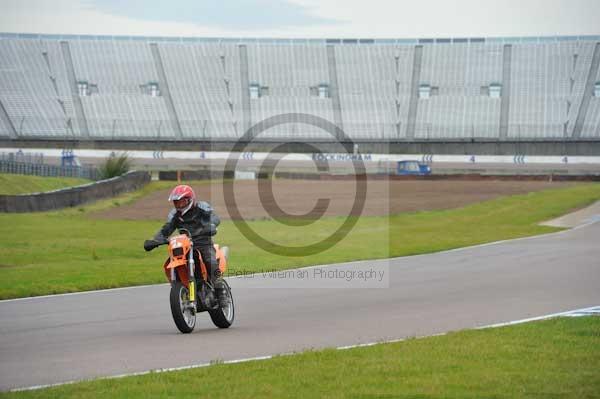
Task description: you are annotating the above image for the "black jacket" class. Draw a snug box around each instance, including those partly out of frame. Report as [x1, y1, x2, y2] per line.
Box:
[153, 201, 220, 245]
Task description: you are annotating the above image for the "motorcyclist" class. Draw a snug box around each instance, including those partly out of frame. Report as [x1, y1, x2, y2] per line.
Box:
[143, 184, 225, 305]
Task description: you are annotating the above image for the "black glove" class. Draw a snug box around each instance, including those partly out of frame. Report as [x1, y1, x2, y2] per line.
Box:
[144, 239, 160, 252]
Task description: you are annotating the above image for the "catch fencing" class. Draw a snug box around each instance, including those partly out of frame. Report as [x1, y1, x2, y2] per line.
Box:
[0, 151, 44, 164]
[0, 160, 100, 180]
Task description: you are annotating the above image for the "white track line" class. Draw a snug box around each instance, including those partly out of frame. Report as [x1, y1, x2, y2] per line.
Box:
[10, 305, 599, 392]
[0, 283, 169, 303]
[3, 218, 597, 304]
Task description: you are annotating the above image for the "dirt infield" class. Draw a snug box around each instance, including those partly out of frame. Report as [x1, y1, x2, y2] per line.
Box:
[91, 179, 573, 221]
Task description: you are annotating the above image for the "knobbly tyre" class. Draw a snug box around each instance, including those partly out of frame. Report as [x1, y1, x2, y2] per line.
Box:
[161, 229, 234, 333]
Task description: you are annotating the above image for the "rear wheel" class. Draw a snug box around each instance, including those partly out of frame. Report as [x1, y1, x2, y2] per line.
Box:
[209, 281, 234, 328]
[170, 281, 196, 333]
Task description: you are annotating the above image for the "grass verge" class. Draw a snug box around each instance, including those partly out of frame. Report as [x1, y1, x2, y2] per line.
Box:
[0, 183, 599, 299]
[2, 317, 599, 398]
[0, 173, 90, 195]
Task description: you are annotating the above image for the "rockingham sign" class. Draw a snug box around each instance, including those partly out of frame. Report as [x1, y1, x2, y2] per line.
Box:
[312, 153, 373, 162]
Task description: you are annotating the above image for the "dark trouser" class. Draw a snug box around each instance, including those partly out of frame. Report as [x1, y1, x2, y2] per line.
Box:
[193, 242, 219, 283]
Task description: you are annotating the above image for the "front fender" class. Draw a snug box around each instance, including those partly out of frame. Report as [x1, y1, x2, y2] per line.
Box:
[163, 257, 190, 287]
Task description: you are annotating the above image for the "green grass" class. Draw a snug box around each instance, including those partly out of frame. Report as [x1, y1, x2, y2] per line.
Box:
[0, 173, 90, 195]
[2, 317, 599, 398]
[0, 183, 599, 299]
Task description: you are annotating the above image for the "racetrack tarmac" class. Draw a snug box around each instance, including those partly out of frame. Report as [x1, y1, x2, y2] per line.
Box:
[1, 222, 599, 391]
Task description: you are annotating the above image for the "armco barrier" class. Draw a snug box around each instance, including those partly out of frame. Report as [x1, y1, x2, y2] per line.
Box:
[0, 171, 151, 213]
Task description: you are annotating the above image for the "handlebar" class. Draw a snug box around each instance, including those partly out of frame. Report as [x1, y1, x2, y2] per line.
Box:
[144, 239, 166, 252]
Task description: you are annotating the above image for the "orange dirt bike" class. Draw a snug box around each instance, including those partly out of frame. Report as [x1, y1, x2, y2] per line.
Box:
[162, 230, 234, 333]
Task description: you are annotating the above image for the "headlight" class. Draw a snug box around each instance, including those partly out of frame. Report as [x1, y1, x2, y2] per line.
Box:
[172, 247, 184, 257]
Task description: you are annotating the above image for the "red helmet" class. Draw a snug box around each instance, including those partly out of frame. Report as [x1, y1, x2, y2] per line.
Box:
[168, 185, 196, 215]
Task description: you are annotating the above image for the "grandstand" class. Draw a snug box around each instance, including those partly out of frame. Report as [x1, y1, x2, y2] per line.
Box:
[0, 33, 599, 154]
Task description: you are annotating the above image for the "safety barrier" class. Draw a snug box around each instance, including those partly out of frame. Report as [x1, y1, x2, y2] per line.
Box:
[0, 171, 150, 213]
[158, 170, 271, 181]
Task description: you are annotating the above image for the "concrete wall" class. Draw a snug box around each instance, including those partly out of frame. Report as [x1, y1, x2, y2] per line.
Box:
[0, 171, 150, 213]
[3, 138, 600, 156]
[158, 170, 272, 180]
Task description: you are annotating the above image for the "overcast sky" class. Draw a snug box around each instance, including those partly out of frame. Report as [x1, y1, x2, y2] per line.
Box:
[1, 0, 599, 38]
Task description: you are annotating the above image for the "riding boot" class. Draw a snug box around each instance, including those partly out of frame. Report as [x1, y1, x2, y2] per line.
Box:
[212, 270, 228, 308]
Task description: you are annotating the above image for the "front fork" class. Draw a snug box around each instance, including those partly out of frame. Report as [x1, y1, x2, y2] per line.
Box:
[169, 243, 197, 310]
[188, 241, 196, 304]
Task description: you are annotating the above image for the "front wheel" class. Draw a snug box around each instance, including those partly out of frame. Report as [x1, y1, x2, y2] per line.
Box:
[209, 281, 234, 328]
[170, 281, 196, 333]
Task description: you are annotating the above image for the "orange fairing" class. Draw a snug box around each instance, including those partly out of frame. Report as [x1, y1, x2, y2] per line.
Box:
[215, 244, 228, 274]
[166, 234, 191, 270]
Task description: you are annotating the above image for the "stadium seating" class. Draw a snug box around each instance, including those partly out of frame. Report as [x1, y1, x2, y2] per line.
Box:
[0, 34, 599, 141]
